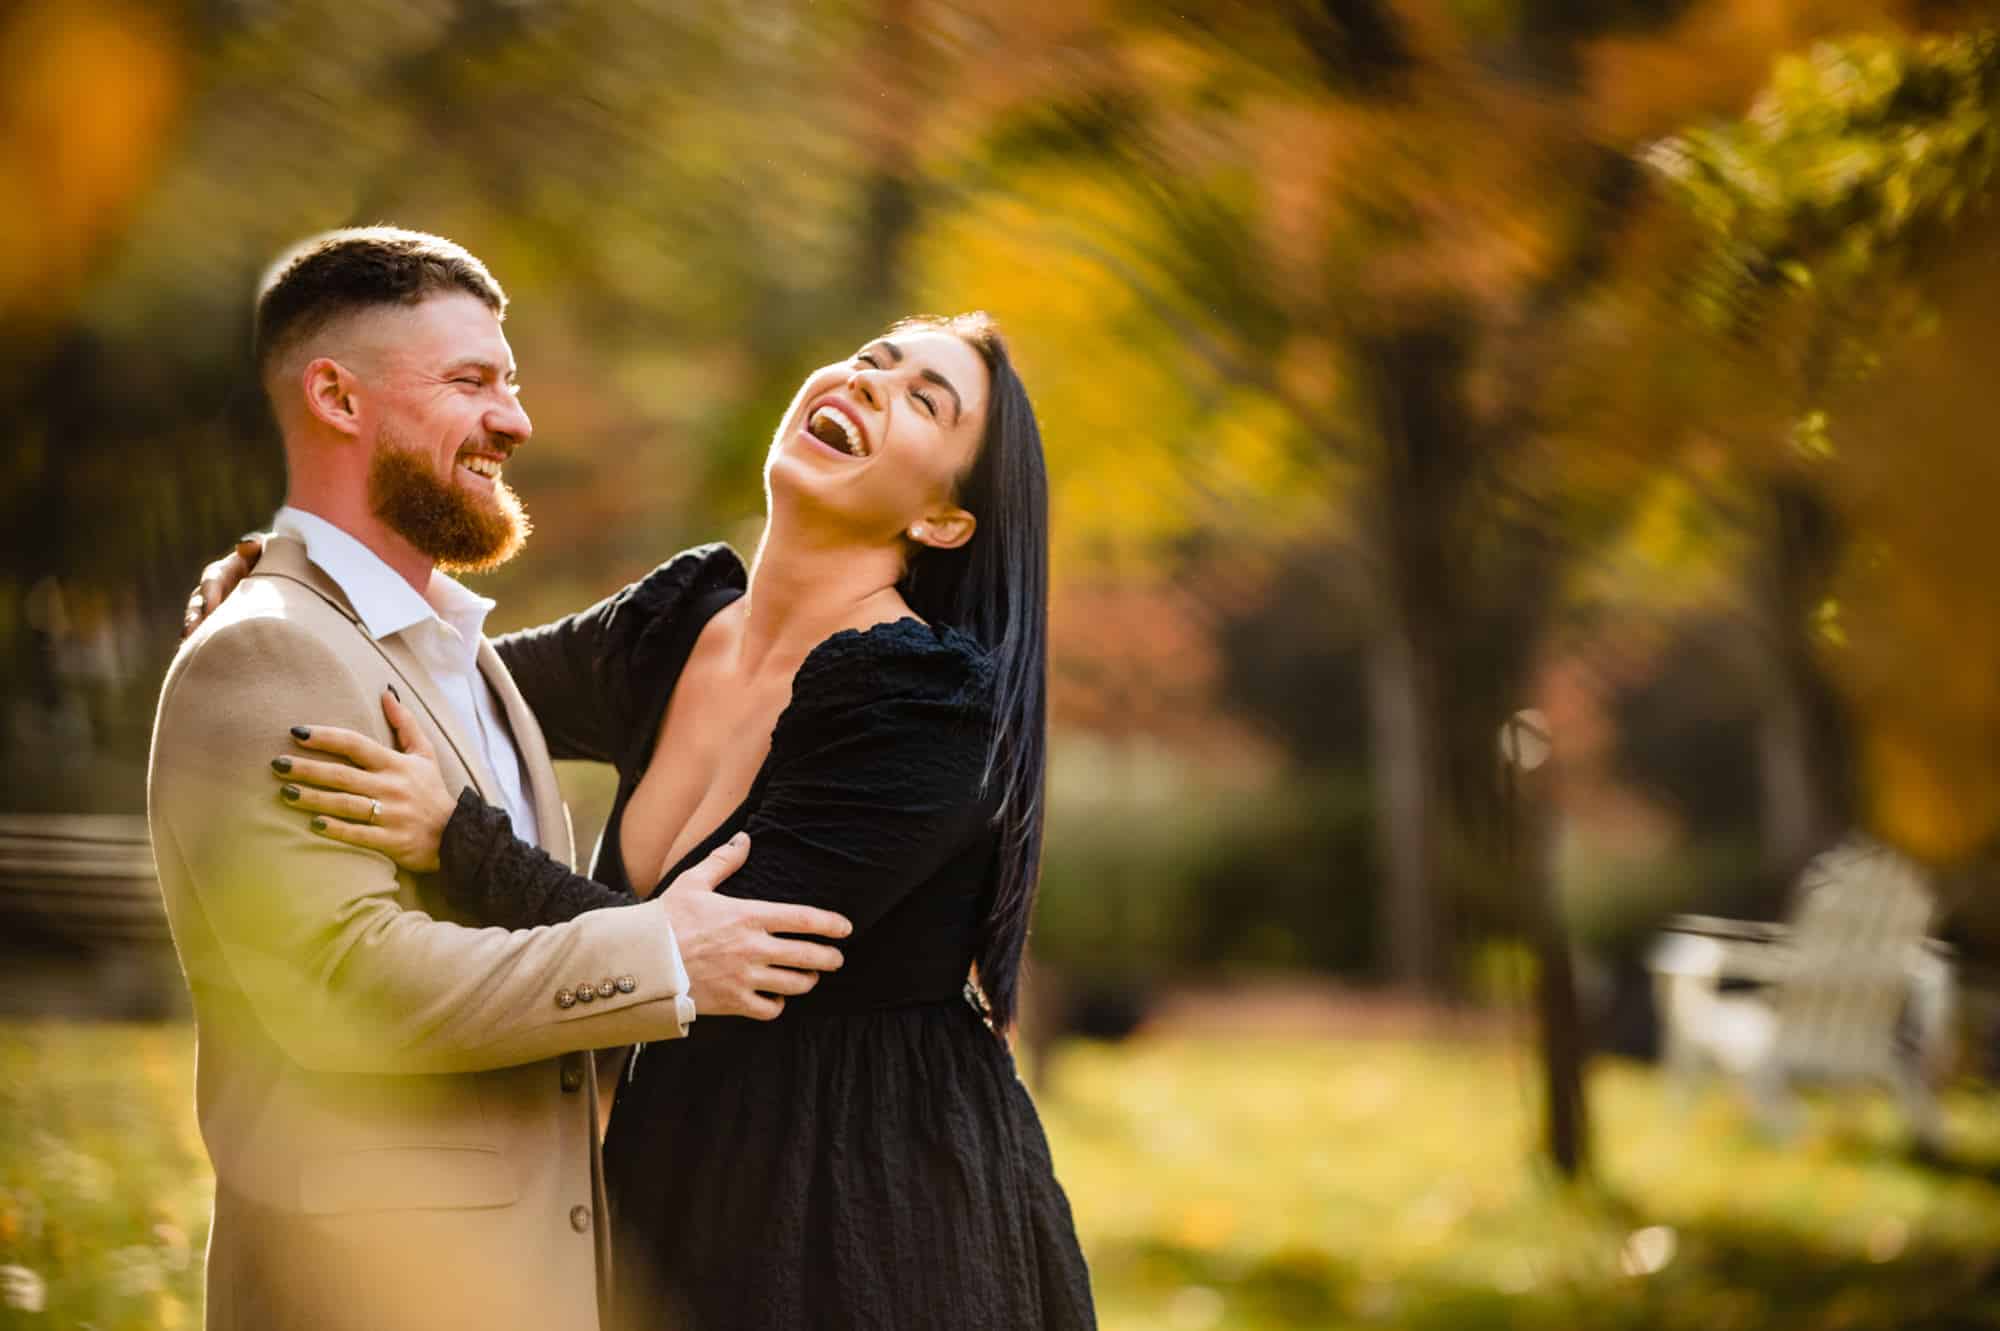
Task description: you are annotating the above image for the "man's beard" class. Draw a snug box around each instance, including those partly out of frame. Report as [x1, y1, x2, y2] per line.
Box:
[367, 436, 531, 574]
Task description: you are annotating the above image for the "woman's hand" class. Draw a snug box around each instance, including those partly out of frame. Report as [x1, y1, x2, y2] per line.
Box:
[273, 689, 458, 873]
[183, 534, 265, 637]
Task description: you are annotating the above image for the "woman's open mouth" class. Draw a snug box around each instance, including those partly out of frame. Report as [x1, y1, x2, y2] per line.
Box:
[805, 404, 869, 458]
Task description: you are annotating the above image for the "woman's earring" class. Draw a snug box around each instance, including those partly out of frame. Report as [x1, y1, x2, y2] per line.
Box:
[909, 525, 926, 540]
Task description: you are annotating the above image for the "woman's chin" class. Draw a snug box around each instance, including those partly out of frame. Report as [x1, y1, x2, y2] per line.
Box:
[764, 444, 850, 504]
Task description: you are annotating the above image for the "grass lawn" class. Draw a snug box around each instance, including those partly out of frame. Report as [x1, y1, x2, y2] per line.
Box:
[3, 1021, 1998, 1329]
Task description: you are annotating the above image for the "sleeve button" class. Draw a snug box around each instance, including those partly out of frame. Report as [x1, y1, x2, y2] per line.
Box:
[576, 983, 597, 1003]
[555, 988, 576, 1010]
[599, 977, 617, 1000]
[615, 975, 637, 994]
[570, 1205, 591, 1232]
[560, 1063, 584, 1092]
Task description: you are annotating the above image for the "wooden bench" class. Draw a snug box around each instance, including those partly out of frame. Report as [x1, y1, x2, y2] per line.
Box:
[0, 813, 183, 1018]
[0, 813, 168, 946]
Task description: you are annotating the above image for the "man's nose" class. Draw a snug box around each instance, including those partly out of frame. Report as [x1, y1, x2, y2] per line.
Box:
[489, 396, 533, 446]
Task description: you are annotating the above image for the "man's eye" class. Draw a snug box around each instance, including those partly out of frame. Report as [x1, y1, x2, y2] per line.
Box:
[453, 377, 482, 386]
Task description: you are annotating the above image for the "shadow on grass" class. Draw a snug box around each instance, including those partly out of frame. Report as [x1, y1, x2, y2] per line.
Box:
[1909, 1141, 2000, 1186]
[1090, 1212, 2000, 1331]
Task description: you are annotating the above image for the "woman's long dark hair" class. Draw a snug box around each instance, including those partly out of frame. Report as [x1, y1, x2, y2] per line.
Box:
[893, 313, 1047, 1031]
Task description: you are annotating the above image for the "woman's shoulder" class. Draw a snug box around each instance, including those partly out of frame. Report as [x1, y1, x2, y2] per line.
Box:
[770, 620, 997, 786]
[781, 617, 996, 741]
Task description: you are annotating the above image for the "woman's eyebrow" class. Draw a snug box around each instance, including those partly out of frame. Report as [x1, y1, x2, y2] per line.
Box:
[919, 368, 963, 423]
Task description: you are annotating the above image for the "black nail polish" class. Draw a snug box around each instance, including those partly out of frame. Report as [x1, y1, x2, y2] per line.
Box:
[272, 756, 292, 774]
[281, 785, 300, 802]
[310, 816, 327, 832]
[386, 683, 402, 702]
[290, 726, 311, 742]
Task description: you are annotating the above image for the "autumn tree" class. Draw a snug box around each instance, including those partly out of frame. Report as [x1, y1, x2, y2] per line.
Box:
[1643, 28, 2000, 869]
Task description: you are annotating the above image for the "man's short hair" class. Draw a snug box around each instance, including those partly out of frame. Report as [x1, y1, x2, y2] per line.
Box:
[253, 226, 507, 378]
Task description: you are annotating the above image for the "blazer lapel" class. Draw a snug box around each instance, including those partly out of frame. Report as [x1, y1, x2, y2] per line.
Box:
[479, 639, 574, 865]
[251, 536, 502, 806]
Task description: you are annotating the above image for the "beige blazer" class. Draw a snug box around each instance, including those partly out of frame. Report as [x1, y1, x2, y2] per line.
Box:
[148, 536, 686, 1331]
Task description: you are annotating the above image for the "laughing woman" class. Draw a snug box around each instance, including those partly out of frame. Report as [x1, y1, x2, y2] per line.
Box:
[224, 313, 1094, 1329]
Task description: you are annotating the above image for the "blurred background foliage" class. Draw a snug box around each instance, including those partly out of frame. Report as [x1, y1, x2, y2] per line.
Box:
[13, 0, 2000, 1326]
[12, 0, 2000, 993]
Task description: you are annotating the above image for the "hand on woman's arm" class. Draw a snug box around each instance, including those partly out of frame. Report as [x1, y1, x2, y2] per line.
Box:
[431, 801, 852, 1021]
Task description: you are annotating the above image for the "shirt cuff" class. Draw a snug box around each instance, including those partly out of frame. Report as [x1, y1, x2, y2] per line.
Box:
[658, 910, 697, 1036]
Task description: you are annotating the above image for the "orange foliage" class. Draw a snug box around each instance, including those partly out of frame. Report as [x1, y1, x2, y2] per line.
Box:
[0, 1, 188, 328]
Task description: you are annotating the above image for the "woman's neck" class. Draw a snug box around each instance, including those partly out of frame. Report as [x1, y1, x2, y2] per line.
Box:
[734, 516, 908, 676]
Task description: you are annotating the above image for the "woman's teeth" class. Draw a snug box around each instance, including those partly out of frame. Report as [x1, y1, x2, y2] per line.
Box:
[459, 456, 503, 479]
[808, 405, 866, 457]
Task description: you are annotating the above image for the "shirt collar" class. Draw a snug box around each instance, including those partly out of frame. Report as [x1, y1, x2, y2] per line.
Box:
[272, 506, 496, 649]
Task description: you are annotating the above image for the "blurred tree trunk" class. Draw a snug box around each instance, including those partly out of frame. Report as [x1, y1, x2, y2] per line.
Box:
[1763, 326, 1850, 877]
[856, 0, 919, 310]
[1755, 475, 1849, 880]
[1347, 145, 1637, 992]
[1365, 607, 1449, 990]
[1503, 731, 1589, 1178]
[1356, 321, 1471, 993]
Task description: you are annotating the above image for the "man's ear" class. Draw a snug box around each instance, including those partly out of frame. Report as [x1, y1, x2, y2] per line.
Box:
[301, 357, 364, 437]
[909, 507, 976, 551]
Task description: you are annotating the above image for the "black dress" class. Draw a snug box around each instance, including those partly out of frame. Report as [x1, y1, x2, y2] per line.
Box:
[439, 544, 1095, 1331]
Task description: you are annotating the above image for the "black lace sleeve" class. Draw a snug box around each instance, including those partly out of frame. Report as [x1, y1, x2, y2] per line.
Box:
[438, 788, 636, 926]
[489, 544, 746, 763]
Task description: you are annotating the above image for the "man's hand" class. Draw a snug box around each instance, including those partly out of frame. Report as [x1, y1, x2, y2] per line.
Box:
[657, 832, 852, 1020]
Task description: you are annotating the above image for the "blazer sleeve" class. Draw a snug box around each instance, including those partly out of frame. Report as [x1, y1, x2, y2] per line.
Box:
[490, 543, 745, 763]
[149, 613, 696, 1077]
[712, 631, 997, 939]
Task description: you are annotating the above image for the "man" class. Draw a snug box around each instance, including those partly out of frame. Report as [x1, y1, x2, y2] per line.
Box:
[149, 226, 852, 1331]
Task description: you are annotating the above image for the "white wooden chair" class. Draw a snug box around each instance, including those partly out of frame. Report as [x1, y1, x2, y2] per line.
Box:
[1647, 836, 1953, 1151]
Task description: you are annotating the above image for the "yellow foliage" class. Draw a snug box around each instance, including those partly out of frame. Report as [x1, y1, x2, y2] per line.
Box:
[1571, 467, 1751, 618]
[910, 169, 1336, 568]
[1860, 725, 2000, 863]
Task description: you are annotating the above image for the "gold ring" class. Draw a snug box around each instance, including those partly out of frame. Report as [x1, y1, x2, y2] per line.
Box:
[369, 799, 382, 825]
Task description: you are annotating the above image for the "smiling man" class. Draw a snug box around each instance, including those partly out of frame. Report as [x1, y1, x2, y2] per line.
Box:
[148, 227, 851, 1331]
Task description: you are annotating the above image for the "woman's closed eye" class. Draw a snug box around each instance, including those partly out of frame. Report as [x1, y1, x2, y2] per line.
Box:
[855, 351, 938, 418]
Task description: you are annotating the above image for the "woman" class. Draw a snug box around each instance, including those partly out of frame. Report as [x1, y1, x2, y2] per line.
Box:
[206, 313, 1093, 1329]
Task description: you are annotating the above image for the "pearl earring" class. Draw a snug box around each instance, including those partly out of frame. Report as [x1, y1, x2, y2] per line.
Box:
[909, 525, 926, 539]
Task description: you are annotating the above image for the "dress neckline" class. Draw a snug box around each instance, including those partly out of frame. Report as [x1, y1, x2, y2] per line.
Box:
[602, 595, 936, 900]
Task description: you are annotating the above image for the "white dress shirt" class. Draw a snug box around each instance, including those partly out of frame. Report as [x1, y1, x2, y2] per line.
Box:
[273, 506, 540, 847]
